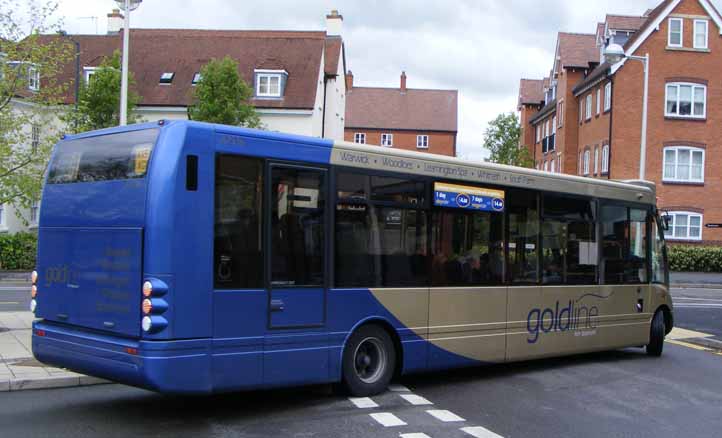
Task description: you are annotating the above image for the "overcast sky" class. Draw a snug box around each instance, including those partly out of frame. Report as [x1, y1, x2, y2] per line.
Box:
[52, 0, 721, 160]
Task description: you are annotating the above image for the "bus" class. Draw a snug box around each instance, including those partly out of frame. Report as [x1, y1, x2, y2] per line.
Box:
[31, 120, 673, 396]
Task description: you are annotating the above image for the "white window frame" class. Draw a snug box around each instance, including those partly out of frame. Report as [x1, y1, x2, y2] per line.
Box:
[668, 17, 683, 47]
[159, 72, 175, 84]
[596, 88, 601, 115]
[31, 124, 39, 153]
[550, 157, 555, 173]
[192, 72, 202, 86]
[604, 82, 612, 111]
[416, 134, 429, 149]
[665, 83, 706, 119]
[83, 66, 98, 83]
[585, 94, 592, 120]
[694, 19, 708, 49]
[354, 133, 366, 144]
[664, 211, 703, 241]
[535, 125, 540, 143]
[552, 116, 557, 134]
[381, 133, 393, 147]
[601, 144, 610, 174]
[662, 146, 705, 183]
[594, 146, 599, 175]
[255, 71, 283, 97]
[28, 65, 39, 91]
[583, 150, 590, 175]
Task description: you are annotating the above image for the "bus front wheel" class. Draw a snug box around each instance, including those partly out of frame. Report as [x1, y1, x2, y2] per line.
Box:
[342, 324, 396, 396]
[646, 310, 666, 357]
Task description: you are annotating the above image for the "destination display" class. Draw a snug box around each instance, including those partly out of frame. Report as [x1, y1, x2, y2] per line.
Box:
[433, 182, 505, 212]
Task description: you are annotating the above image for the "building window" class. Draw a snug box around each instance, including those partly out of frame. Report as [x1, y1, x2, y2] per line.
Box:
[604, 82, 612, 111]
[552, 116, 557, 133]
[558, 101, 564, 127]
[256, 73, 282, 97]
[28, 66, 40, 91]
[159, 72, 175, 84]
[31, 124, 39, 153]
[192, 72, 201, 85]
[583, 150, 590, 175]
[664, 212, 702, 241]
[585, 94, 592, 120]
[416, 135, 429, 149]
[30, 201, 39, 224]
[535, 125, 540, 143]
[550, 157, 555, 173]
[666, 83, 706, 118]
[83, 67, 98, 83]
[694, 19, 708, 49]
[594, 146, 599, 175]
[381, 133, 393, 147]
[354, 133, 366, 144]
[668, 17, 683, 47]
[601, 144, 610, 174]
[596, 88, 601, 115]
[663, 146, 704, 183]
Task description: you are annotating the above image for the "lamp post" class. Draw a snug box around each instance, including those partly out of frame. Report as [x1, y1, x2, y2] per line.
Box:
[115, 0, 143, 126]
[603, 43, 649, 180]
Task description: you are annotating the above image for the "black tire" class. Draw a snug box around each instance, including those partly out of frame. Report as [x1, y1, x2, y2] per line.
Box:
[646, 310, 666, 357]
[341, 324, 396, 397]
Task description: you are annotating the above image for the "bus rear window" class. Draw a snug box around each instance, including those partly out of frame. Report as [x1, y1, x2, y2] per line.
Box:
[48, 128, 159, 184]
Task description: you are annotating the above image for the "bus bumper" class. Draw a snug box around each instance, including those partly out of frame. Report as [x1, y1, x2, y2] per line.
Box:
[32, 320, 212, 394]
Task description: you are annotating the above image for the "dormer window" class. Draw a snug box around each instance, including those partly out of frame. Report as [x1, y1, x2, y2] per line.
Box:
[254, 69, 287, 98]
[192, 72, 201, 85]
[159, 72, 175, 84]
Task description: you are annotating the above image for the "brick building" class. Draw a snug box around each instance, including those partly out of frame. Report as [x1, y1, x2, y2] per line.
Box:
[344, 72, 458, 156]
[518, 0, 722, 245]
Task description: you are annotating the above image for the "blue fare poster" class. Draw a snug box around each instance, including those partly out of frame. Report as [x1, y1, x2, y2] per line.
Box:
[433, 182, 505, 212]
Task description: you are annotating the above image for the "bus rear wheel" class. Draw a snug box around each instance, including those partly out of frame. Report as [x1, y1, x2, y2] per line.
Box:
[646, 310, 666, 357]
[342, 325, 396, 397]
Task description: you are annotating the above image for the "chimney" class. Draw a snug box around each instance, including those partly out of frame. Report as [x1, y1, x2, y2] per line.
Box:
[107, 9, 124, 34]
[345, 71, 354, 90]
[400, 71, 407, 92]
[326, 10, 343, 37]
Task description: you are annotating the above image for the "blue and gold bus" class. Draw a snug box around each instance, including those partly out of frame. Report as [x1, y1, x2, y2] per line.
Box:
[31, 120, 673, 396]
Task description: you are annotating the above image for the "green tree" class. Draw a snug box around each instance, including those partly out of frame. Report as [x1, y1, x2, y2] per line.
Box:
[63, 50, 141, 133]
[188, 56, 261, 128]
[0, 0, 73, 212]
[483, 112, 533, 168]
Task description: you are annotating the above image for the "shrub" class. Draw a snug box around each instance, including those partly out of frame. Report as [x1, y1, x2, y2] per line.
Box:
[0, 232, 37, 271]
[668, 245, 722, 272]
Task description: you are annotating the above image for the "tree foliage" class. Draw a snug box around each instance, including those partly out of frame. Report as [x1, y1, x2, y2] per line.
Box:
[63, 50, 141, 133]
[0, 0, 73, 211]
[188, 56, 261, 128]
[483, 112, 533, 168]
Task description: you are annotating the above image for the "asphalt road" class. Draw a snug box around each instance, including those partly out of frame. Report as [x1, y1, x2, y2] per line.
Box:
[0, 344, 720, 438]
[671, 287, 722, 339]
[0, 284, 29, 312]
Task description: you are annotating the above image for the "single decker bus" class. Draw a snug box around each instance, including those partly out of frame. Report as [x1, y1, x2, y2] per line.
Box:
[32, 120, 673, 396]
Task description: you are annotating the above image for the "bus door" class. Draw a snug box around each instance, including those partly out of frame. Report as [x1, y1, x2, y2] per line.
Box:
[261, 163, 329, 385]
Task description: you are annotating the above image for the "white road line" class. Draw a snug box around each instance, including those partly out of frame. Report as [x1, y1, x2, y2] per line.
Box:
[370, 412, 407, 427]
[673, 304, 722, 308]
[348, 397, 378, 409]
[426, 409, 466, 422]
[389, 384, 410, 392]
[400, 434, 432, 438]
[399, 393, 433, 406]
[461, 426, 505, 438]
[675, 297, 722, 302]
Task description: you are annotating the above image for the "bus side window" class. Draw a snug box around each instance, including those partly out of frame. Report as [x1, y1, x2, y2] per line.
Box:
[507, 189, 539, 284]
[600, 205, 648, 285]
[186, 155, 198, 191]
[214, 155, 263, 289]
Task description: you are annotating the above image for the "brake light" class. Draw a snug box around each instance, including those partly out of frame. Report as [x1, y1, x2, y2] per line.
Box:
[31, 271, 38, 314]
[125, 347, 138, 355]
[34, 329, 46, 337]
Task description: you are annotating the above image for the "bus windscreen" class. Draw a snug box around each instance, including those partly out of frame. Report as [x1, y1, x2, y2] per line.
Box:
[47, 128, 159, 184]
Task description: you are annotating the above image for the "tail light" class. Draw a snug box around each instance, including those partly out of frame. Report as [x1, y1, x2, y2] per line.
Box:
[141, 278, 168, 333]
[30, 270, 38, 313]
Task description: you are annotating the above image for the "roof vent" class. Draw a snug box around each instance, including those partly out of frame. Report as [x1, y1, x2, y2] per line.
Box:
[159, 72, 175, 84]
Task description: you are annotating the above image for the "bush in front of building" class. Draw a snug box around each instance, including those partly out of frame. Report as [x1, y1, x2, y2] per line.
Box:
[668, 245, 722, 272]
[0, 232, 37, 271]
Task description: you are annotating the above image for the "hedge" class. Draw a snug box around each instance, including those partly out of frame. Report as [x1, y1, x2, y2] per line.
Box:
[668, 245, 722, 272]
[0, 232, 37, 271]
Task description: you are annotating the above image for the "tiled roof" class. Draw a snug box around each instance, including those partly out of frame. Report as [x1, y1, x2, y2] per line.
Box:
[557, 32, 598, 68]
[605, 14, 647, 31]
[518, 79, 544, 106]
[345, 86, 458, 132]
[572, 62, 611, 96]
[623, 0, 671, 50]
[39, 29, 343, 110]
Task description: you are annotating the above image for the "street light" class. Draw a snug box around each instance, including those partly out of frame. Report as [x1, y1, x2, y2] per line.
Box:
[115, 0, 143, 126]
[603, 43, 649, 180]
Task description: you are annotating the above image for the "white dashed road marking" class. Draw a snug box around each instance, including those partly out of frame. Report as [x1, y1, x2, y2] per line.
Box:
[461, 426, 505, 438]
[389, 384, 410, 392]
[348, 397, 379, 409]
[426, 409, 466, 422]
[370, 412, 407, 427]
[399, 394, 434, 406]
[400, 434, 432, 438]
